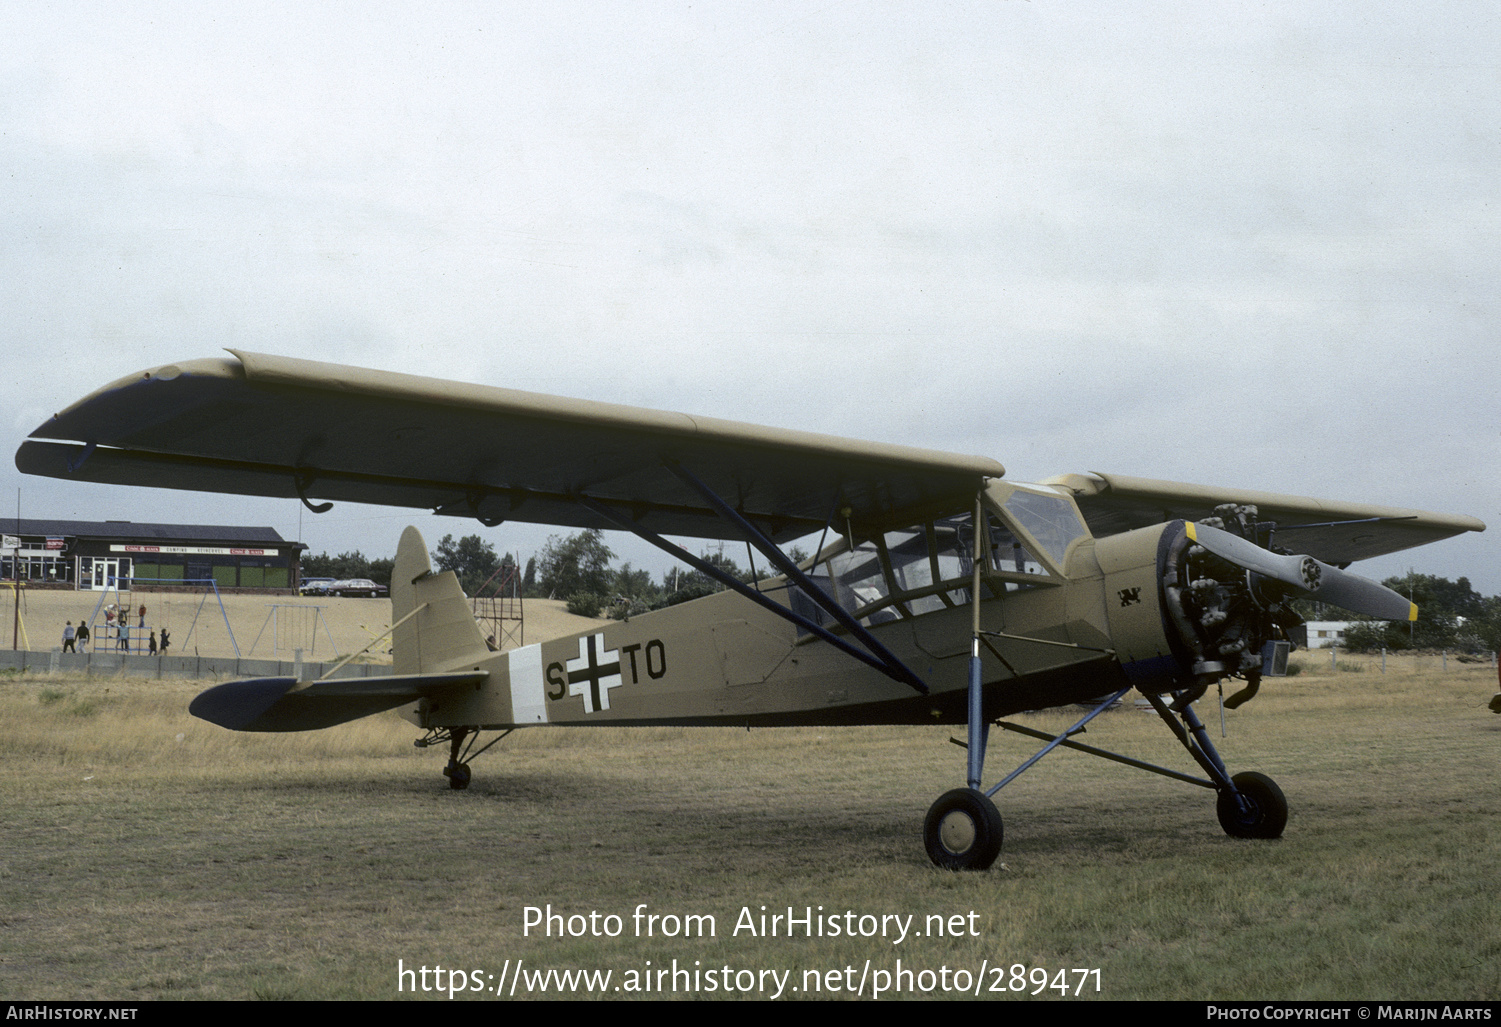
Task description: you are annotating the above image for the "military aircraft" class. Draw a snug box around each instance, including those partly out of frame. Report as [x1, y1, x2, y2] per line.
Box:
[15, 352, 1485, 869]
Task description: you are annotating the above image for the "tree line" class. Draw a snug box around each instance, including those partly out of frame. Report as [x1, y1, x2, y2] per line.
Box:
[303, 529, 799, 619]
[1298, 572, 1501, 654]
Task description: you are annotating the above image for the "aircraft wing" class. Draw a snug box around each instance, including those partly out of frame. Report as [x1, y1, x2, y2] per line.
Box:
[16, 351, 1004, 543]
[1045, 472, 1484, 565]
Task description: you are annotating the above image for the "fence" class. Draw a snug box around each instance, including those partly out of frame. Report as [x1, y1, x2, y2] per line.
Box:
[1299, 647, 1497, 674]
[0, 647, 393, 682]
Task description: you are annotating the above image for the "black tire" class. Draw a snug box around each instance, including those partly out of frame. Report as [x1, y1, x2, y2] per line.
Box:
[445, 762, 472, 791]
[924, 788, 1003, 870]
[1216, 771, 1287, 839]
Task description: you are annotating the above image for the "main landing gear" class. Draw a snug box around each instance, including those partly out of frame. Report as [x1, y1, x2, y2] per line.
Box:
[1215, 771, 1288, 839]
[415, 726, 510, 791]
[927, 684, 1288, 871]
[924, 788, 1004, 870]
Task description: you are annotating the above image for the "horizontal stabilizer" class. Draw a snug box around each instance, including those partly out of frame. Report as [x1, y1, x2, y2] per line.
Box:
[190, 671, 487, 732]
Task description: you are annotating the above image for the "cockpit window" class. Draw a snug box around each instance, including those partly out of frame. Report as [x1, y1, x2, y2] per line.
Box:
[1002, 489, 1088, 566]
[829, 539, 899, 624]
[790, 507, 1053, 637]
[884, 527, 943, 615]
[984, 516, 1050, 577]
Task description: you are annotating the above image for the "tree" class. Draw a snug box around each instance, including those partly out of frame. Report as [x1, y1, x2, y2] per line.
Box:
[431, 534, 501, 596]
[302, 550, 383, 582]
[535, 529, 615, 600]
[652, 547, 755, 609]
[367, 556, 394, 588]
[1336, 573, 1493, 653]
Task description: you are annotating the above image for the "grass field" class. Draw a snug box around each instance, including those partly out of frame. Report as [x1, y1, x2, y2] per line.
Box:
[0, 660, 1497, 1001]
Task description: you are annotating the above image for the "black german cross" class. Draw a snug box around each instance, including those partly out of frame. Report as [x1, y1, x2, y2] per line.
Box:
[567, 633, 622, 713]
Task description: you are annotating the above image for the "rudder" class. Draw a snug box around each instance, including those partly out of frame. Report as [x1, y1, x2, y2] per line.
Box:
[391, 525, 490, 674]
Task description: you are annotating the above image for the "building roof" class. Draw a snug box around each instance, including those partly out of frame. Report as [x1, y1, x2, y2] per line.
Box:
[5, 519, 293, 545]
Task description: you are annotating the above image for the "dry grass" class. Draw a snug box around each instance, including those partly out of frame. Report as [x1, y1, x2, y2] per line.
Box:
[4, 588, 603, 663]
[0, 662, 1497, 1001]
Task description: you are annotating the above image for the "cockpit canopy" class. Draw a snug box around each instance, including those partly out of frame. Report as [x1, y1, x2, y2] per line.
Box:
[792, 482, 1091, 630]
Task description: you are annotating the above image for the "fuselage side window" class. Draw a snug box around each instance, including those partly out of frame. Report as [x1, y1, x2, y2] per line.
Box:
[885, 527, 944, 616]
[931, 514, 976, 606]
[828, 539, 897, 624]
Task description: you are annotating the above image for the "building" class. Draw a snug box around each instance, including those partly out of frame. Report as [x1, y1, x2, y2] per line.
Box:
[1304, 620, 1355, 649]
[1, 519, 304, 592]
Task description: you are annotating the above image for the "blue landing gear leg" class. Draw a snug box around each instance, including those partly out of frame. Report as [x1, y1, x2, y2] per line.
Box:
[923, 643, 1004, 870]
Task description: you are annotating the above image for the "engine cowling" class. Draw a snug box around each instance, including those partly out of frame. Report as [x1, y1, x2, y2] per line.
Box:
[1093, 512, 1300, 698]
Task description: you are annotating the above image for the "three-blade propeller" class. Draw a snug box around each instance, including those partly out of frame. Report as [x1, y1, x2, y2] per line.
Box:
[1187, 522, 1417, 622]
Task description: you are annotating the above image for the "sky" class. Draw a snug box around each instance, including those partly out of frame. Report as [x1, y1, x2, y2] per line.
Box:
[3, 1, 1497, 594]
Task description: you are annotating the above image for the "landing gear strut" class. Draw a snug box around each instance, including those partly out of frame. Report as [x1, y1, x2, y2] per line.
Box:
[935, 682, 1290, 868]
[414, 726, 511, 791]
[444, 728, 472, 790]
[1142, 692, 1288, 841]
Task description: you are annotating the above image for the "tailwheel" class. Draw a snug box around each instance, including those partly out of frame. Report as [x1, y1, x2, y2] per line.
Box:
[444, 761, 472, 790]
[416, 725, 511, 791]
[444, 726, 473, 790]
[1216, 771, 1287, 839]
[924, 788, 1003, 870]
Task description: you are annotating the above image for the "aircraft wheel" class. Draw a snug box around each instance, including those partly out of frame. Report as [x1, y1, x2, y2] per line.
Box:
[445, 762, 472, 791]
[1216, 772, 1287, 839]
[924, 788, 1003, 870]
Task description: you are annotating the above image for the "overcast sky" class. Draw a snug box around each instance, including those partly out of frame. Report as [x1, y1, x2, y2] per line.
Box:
[3, 1, 1496, 594]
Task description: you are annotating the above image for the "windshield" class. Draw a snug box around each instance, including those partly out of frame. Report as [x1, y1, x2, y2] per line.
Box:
[1002, 489, 1088, 566]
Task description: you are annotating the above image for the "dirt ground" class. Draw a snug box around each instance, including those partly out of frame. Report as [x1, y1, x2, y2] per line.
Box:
[0, 584, 603, 661]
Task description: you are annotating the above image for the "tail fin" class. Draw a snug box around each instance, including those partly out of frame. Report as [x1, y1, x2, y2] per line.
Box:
[391, 526, 491, 674]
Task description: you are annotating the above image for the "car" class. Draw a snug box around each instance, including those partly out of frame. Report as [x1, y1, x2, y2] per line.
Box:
[298, 577, 336, 595]
[329, 578, 388, 598]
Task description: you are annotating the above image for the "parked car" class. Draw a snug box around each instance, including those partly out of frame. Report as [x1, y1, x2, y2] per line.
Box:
[298, 577, 336, 595]
[329, 578, 388, 598]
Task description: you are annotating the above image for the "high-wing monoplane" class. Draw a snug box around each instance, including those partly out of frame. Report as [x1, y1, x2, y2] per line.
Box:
[16, 352, 1484, 868]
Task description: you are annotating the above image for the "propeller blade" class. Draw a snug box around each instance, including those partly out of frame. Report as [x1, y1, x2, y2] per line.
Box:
[1186, 521, 1417, 622]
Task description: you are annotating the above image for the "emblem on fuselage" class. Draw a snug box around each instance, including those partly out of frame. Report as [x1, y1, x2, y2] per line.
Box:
[544, 633, 669, 713]
[556, 633, 622, 713]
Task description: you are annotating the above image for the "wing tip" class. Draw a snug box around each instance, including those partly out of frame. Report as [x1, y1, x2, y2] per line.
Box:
[189, 677, 298, 731]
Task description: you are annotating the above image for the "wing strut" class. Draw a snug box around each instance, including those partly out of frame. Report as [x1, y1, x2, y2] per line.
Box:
[575, 470, 928, 696]
[664, 462, 929, 695]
